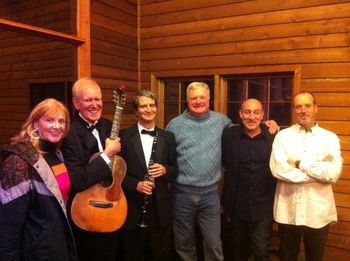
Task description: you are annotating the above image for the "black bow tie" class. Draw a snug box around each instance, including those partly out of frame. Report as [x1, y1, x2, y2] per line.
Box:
[141, 129, 156, 137]
[87, 122, 101, 132]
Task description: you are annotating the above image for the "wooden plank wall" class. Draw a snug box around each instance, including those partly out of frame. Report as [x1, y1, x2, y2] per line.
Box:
[90, 0, 138, 129]
[0, 0, 73, 144]
[139, 0, 350, 259]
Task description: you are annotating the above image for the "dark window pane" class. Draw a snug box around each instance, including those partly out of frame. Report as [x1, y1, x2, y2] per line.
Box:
[228, 80, 245, 101]
[180, 101, 187, 113]
[270, 103, 291, 126]
[164, 81, 180, 102]
[261, 101, 268, 121]
[270, 78, 292, 102]
[29, 82, 72, 115]
[227, 102, 241, 124]
[180, 82, 187, 106]
[226, 74, 292, 126]
[248, 79, 268, 101]
[164, 102, 179, 125]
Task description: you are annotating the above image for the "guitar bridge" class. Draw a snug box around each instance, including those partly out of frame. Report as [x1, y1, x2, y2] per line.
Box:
[89, 200, 114, 208]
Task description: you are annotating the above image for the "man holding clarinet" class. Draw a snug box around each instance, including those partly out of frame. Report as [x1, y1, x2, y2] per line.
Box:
[119, 89, 178, 261]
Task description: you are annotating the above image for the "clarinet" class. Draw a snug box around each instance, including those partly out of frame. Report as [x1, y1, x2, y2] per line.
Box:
[138, 131, 158, 228]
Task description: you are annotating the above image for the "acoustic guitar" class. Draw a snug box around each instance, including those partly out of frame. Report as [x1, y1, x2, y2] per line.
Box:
[71, 85, 128, 232]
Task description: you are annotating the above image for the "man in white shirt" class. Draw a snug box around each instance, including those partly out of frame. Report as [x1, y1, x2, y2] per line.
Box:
[118, 89, 178, 261]
[270, 91, 343, 261]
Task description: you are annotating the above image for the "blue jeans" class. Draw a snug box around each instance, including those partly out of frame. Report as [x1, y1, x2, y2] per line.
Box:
[233, 216, 273, 261]
[171, 184, 223, 261]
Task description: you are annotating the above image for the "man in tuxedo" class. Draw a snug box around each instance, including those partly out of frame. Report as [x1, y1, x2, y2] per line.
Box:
[61, 77, 121, 261]
[118, 89, 178, 261]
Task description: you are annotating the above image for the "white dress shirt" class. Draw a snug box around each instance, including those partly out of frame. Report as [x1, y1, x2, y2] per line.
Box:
[80, 113, 110, 164]
[138, 122, 155, 167]
[270, 123, 343, 228]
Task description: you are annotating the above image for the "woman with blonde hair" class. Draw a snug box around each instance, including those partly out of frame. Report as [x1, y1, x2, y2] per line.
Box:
[0, 98, 77, 260]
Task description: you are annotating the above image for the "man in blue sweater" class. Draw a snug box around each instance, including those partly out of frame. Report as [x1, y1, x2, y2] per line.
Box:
[166, 82, 278, 260]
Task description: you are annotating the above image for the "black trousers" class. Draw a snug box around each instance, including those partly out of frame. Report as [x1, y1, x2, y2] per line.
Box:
[278, 223, 329, 261]
[71, 223, 119, 261]
[121, 223, 172, 261]
[121, 199, 172, 261]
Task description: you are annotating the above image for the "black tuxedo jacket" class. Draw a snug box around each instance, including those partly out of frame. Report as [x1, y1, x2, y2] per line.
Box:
[221, 124, 276, 221]
[61, 114, 120, 260]
[61, 114, 113, 206]
[119, 124, 178, 229]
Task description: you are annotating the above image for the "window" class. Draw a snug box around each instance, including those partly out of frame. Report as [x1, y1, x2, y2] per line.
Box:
[226, 74, 292, 127]
[163, 78, 214, 126]
[29, 82, 73, 114]
[158, 73, 293, 128]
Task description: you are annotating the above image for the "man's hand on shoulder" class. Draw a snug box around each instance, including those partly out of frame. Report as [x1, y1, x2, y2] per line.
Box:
[264, 120, 280, 134]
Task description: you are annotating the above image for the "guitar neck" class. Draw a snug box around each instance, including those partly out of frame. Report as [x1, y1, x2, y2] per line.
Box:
[108, 106, 123, 169]
[110, 106, 123, 139]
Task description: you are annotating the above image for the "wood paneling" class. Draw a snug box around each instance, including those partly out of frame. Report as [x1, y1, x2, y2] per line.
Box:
[90, 0, 138, 122]
[0, 0, 71, 33]
[0, 0, 349, 259]
[337, 206, 350, 221]
[140, 0, 349, 26]
[0, 1, 73, 144]
[139, 0, 350, 259]
[0, 0, 138, 143]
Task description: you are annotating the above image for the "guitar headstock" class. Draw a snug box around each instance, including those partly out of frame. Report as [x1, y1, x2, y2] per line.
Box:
[113, 85, 126, 108]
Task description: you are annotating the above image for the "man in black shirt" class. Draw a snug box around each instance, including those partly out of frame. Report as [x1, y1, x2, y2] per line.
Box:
[221, 99, 277, 261]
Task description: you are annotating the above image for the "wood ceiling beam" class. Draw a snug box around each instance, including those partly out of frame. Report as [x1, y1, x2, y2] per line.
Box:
[0, 18, 85, 45]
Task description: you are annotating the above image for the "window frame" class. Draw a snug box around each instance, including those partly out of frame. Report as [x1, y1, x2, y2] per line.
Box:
[224, 72, 294, 126]
[151, 66, 301, 128]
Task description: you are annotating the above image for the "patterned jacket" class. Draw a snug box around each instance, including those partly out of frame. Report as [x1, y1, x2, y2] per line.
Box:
[0, 141, 77, 261]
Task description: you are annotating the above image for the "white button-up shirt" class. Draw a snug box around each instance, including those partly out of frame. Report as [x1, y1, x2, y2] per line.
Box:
[270, 123, 343, 228]
[138, 122, 155, 167]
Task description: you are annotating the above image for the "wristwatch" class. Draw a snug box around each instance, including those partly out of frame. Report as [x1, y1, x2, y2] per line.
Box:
[295, 160, 301, 169]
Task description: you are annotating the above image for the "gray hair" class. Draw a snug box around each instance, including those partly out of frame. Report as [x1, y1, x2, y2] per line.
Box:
[186, 82, 210, 100]
[132, 89, 157, 110]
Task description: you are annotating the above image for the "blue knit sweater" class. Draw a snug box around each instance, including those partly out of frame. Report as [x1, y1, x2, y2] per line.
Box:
[166, 110, 232, 187]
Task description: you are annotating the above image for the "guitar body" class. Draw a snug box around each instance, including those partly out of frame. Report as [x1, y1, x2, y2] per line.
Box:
[71, 155, 128, 232]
